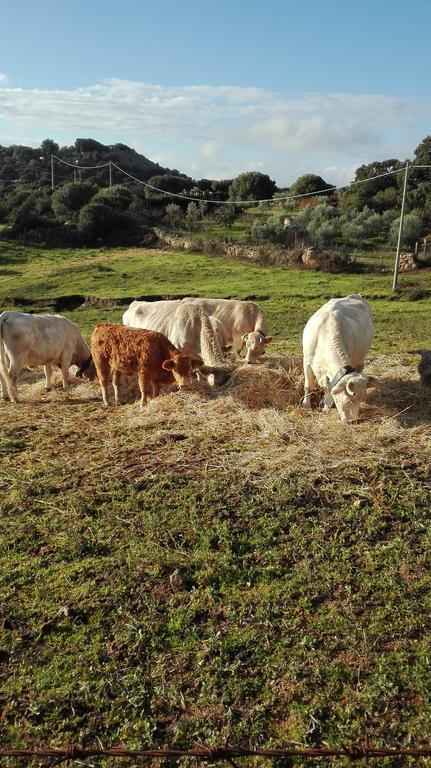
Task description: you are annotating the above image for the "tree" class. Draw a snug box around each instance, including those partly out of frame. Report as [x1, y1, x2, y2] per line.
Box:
[51, 181, 98, 223]
[214, 204, 237, 229]
[40, 139, 59, 158]
[389, 211, 423, 247]
[340, 159, 402, 211]
[228, 172, 276, 203]
[289, 174, 334, 198]
[165, 203, 184, 228]
[185, 202, 200, 230]
[145, 174, 194, 202]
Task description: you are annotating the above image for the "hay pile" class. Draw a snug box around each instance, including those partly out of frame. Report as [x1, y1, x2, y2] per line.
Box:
[3, 354, 431, 485]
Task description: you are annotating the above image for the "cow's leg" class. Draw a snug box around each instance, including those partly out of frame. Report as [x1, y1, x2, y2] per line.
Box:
[232, 332, 244, 354]
[151, 381, 160, 399]
[44, 364, 53, 391]
[95, 358, 111, 406]
[59, 358, 70, 390]
[0, 371, 10, 402]
[112, 370, 122, 404]
[6, 360, 21, 403]
[302, 361, 316, 409]
[138, 372, 148, 409]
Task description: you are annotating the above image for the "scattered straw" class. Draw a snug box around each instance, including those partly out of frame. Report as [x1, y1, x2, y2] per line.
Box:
[2, 355, 431, 486]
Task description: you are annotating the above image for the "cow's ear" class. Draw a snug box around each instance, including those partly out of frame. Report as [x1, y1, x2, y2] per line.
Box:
[162, 359, 175, 371]
[264, 336, 272, 344]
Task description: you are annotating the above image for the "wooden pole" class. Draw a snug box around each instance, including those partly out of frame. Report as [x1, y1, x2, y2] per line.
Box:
[109, 161, 112, 188]
[50, 154, 54, 190]
[392, 162, 409, 291]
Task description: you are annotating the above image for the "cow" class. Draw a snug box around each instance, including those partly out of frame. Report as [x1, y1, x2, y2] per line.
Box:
[91, 323, 200, 408]
[418, 350, 431, 388]
[302, 294, 373, 423]
[0, 311, 94, 403]
[181, 297, 271, 362]
[122, 300, 232, 386]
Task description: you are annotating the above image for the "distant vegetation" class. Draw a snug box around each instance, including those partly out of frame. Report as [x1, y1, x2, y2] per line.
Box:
[0, 136, 430, 255]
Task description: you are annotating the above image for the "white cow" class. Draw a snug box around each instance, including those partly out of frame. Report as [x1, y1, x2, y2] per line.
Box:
[123, 300, 232, 385]
[0, 311, 94, 403]
[302, 294, 373, 423]
[181, 297, 271, 363]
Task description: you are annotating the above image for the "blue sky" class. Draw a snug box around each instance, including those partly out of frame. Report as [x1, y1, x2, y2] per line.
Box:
[1, 0, 430, 185]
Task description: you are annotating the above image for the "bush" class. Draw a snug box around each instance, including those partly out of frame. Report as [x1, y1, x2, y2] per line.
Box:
[389, 211, 423, 247]
[78, 201, 131, 239]
[52, 181, 98, 223]
[93, 185, 133, 211]
[250, 215, 286, 243]
[165, 203, 184, 228]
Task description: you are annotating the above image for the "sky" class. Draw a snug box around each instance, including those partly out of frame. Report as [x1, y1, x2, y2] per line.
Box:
[1, 0, 430, 186]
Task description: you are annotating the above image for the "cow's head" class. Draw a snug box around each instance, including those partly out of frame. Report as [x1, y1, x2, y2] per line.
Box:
[197, 365, 231, 387]
[331, 373, 369, 423]
[418, 350, 431, 388]
[162, 355, 200, 389]
[242, 331, 272, 364]
[76, 355, 97, 380]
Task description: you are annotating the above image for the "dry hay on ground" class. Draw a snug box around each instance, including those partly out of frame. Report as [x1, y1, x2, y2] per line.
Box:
[2, 354, 431, 486]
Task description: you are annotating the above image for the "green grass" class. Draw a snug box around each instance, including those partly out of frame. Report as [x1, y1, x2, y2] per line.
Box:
[1, 239, 431, 767]
[1, 238, 431, 352]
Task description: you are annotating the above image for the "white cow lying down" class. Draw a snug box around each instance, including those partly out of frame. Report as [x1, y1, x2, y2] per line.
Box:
[302, 294, 373, 423]
[0, 311, 94, 403]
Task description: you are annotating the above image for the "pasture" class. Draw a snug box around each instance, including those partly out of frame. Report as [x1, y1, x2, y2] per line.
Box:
[1, 239, 431, 766]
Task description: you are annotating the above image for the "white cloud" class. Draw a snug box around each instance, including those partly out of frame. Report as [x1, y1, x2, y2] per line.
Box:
[0, 79, 429, 184]
[0, 74, 8, 84]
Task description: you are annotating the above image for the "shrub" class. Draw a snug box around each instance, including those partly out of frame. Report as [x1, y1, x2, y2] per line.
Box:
[78, 201, 130, 239]
[389, 211, 423, 247]
[93, 185, 133, 211]
[52, 181, 98, 223]
[165, 203, 184, 228]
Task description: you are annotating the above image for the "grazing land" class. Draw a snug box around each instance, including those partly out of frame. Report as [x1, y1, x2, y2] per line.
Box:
[1, 239, 431, 767]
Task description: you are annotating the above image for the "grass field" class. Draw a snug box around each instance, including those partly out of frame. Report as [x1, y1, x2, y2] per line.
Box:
[1, 238, 431, 767]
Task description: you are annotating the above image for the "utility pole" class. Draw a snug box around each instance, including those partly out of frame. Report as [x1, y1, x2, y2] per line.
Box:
[392, 161, 409, 291]
[109, 161, 112, 188]
[50, 154, 55, 190]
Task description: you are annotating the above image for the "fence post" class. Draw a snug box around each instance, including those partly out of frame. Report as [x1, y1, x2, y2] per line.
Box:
[392, 161, 409, 291]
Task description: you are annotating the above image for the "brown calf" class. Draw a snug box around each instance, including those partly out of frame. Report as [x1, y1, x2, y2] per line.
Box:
[91, 323, 199, 408]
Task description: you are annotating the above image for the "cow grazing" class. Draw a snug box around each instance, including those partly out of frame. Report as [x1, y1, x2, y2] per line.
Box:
[302, 294, 373, 423]
[418, 350, 431, 388]
[91, 323, 199, 408]
[0, 311, 94, 403]
[182, 297, 271, 362]
[123, 300, 232, 386]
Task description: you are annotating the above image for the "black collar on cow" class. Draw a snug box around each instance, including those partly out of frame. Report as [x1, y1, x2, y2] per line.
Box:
[328, 365, 356, 392]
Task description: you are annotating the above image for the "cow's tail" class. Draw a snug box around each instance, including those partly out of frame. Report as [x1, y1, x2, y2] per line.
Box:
[0, 313, 12, 399]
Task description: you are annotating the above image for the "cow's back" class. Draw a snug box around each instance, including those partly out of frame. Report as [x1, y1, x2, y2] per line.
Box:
[92, 323, 175, 379]
[303, 295, 373, 366]
[1, 311, 81, 365]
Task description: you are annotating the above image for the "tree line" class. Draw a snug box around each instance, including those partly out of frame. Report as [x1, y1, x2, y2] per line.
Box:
[0, 135, 430, 248]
